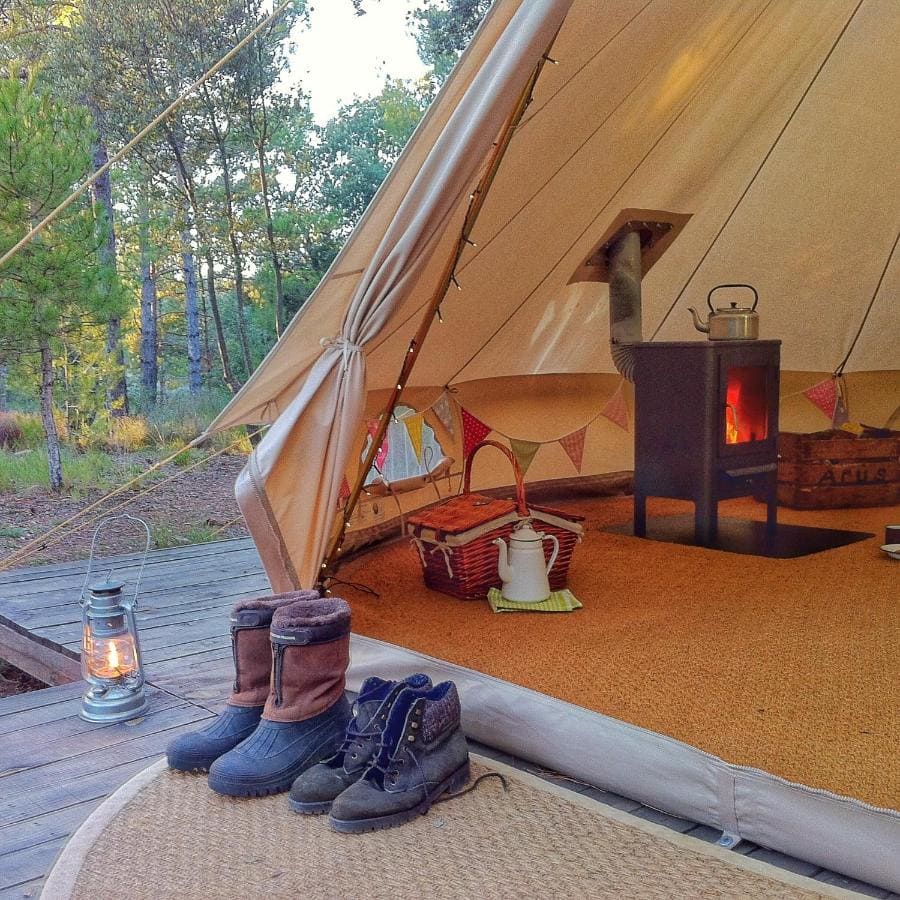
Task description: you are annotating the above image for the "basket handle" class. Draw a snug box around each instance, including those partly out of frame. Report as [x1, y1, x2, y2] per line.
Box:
[463, 439, 528, 517]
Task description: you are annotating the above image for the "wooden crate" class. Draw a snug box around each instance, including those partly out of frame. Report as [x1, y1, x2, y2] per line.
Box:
[777, 429, 900, 509]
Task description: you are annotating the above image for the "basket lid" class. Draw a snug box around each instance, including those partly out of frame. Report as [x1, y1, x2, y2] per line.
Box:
[407, 493, 517, 535]
[530, 503, 585, 524]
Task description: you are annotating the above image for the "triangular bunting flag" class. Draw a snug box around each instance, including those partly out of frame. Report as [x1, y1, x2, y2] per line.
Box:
[832, 392, 849, 427]
[461, 407, 491, 458]
[404, 413, 425, 462]
[433, 392, 456, 437]
[509, 438, 540, 476]
[832, 378, 849, 427]
[337, 475, 351, 510]
[803, 378, 838, 421]
[601, 382, 629, 432]
[366, 418, 389, 469]
[559, 427, 587, 473]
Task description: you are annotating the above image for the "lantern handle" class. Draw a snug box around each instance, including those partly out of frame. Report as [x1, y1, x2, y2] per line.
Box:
[79, 514, 152, 609]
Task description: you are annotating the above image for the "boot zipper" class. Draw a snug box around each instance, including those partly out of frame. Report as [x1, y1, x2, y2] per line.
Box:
[273, 643, 285, 707]
[231, 626, 241, 694]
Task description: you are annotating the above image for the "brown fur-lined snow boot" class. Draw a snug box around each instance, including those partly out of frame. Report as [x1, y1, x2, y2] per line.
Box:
[207, 596, 352, 797]
[166, 591, 317, 773]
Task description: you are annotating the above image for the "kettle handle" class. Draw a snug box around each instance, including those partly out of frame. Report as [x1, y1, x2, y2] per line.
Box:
[707, 283, 758, 312]
[543, 533, 559, 575]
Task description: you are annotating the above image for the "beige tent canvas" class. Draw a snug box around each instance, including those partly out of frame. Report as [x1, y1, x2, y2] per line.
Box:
[209, 0, 898, 589]
[204, 0, 900, 889]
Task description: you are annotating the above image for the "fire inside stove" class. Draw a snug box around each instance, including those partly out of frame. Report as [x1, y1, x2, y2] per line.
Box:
[725, 366, 769, 445]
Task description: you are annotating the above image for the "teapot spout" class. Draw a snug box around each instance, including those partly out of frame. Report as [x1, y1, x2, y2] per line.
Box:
[493, 537, 512, 583]
[687, 306, 710, 333]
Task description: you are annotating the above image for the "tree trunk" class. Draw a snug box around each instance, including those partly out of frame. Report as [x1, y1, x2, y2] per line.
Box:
[246, 35, 286, 338]
[165, 128, 241, 395]
[203, 249, 241, 395]
[182, 227, 202, 396]
[39, 340, 63, 492]
[0, 362, 7, 412]
[139, 205, 158, 404]
[90, 132, 128, 416]
[256, 139, 286, 337]
[199, 269, 212, 384]
[199, 87, 252, 376]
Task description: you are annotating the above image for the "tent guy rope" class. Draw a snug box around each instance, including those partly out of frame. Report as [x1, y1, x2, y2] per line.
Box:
[0, 0, 296, 274]
[0, 1, 295, 571]
[0, 431, 258, 573]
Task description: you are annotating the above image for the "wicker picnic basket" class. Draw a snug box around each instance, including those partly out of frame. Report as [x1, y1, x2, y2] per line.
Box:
[407, 440, 584, 600]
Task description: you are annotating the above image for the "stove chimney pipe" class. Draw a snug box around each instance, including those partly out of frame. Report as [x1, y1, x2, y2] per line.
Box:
[607, 228, 643, 381]
[567, 209, 692, 382]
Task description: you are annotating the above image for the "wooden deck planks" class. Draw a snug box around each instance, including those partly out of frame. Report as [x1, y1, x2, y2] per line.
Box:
[0, 544, 252, 895]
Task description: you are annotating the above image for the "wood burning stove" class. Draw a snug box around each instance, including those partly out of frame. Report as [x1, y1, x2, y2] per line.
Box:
[632, 339, 780, 546]
[570, 209, 779, 549]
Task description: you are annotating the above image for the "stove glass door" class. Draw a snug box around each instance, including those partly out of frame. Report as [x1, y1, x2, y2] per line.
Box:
[724, 365, 769, 445]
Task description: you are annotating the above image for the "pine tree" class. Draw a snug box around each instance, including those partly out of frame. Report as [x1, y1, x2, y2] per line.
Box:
[0, 72, 122, 490]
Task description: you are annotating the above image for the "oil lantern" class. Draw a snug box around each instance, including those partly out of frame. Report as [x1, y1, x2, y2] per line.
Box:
[80, 578, 148, 722]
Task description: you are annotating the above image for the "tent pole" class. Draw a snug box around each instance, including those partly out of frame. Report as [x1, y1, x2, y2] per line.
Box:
[319, 45, 557, 588]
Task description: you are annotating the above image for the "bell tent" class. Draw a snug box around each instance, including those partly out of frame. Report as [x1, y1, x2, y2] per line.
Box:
[202, 0, 899, 890]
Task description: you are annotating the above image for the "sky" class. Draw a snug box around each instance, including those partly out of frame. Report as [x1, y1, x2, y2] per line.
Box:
[289, 0, 429, 123]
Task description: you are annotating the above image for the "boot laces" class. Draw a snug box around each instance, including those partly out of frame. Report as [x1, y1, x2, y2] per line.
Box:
[338, 723, 380, 761]
[368, 741, 421, 789]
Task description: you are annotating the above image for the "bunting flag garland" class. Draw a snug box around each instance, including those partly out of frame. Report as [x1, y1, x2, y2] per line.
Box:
[403, 413, 425, 462]
[600, 382, 629, 432]
[803, 378, 838, 421]
[433, 391, 456, 437]
[366, 418, 390, 469]
[559, 427, 587, 473]
[461, 407, 492, 458]
[509, 438, 540, 476]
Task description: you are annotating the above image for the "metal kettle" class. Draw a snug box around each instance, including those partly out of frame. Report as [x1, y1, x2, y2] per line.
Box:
[688, 284, 759, 340]
[493, 520, 559, 603]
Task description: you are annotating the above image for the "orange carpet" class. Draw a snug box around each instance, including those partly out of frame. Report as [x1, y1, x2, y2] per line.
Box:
[342, 495, 899, 811]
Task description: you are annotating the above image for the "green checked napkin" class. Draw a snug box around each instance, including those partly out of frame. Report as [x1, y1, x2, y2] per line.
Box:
[487, 587, 582, 613]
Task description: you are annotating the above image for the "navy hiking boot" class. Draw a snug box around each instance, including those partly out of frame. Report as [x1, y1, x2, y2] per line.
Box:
[207, 596, 352, 797]
[328, 681, 470, 833]
[166, 591, 317, 773]
[289, 673, 432, 814]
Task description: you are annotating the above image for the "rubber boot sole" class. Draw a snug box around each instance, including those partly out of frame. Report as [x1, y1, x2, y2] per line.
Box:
[167, 751, 215, 774]
[328, 760, 471, 833]
[288, 797, 333, 815]
[207, 742, 339, 798]
[208, 753, 334, 798]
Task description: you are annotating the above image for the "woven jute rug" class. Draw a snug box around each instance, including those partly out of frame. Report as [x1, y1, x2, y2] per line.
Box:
[43, 755, 853, 900]
[343, 496, 900, 810]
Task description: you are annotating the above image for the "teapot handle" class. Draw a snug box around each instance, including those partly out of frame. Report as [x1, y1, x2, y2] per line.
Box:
[543, 533, 559, 575]
[707, 283, 758, 312]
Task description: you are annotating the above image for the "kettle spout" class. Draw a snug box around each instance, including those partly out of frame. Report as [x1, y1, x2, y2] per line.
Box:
[493, 537, 512, 583]
[687, 306, 710, 333]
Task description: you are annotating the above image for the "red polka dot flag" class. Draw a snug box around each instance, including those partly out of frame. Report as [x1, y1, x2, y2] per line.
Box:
[803, 377, 838, 420]
[461, 407, 492, 458]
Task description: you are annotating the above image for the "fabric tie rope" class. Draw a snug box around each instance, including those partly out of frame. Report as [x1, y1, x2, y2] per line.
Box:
[320, 336, 364, 373]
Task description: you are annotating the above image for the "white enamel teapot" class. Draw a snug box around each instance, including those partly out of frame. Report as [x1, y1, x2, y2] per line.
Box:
[493, 519, 559, 603]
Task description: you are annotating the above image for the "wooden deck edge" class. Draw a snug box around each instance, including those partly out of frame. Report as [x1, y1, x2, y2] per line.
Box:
[0, 616, 80, 685]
